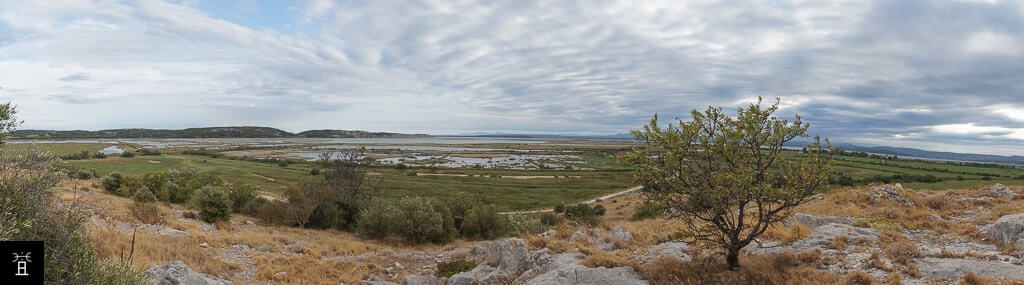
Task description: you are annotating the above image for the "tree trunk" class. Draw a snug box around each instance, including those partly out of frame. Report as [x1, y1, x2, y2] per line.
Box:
[726, 246, 740, 269]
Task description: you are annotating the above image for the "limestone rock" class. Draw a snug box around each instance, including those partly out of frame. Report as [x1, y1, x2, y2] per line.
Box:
[403, 275, 446, 285]
[981, 213, 1024, 245]
[868, 184, 913, 206]
[791, 223, 879, 251]
[521, 253, 648, 285]
[786, 213, 853, 229]
[642, 242, 691, 264]
[990, 183, 1017, 197]
[447, 238, 534, 284]
[144, 260, 232, 285]
[915, 258, 1024, 280]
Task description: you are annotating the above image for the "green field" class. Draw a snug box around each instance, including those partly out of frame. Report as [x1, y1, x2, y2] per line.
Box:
[13, 140, 1022, 210]
[65, 153, 636, 211]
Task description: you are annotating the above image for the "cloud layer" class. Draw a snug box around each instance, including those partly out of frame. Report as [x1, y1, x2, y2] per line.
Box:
[0, 0, 1022, 155]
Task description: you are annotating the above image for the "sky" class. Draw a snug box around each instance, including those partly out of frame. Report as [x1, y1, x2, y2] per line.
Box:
[0, 0, 1023, 156]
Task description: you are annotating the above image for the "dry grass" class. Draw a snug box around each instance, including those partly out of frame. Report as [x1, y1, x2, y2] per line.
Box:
[579, 251, 634, 268]
[829, 235, 849, 250]
[958, 272, 995, 285]
[844, 271, 874, 285]
[640, 253, 842, 285]
[884, 273, 904, 285]
[90, 226, 239, 278]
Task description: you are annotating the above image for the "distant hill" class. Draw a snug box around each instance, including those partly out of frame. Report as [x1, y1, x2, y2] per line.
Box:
[835, 144, 1024, 166]
[12, 127, 430, 139]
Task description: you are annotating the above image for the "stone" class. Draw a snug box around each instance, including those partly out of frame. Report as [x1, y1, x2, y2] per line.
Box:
[786, 213, 853, 229]
[363, 281, 399, 285]
[144, 260, 232, 285]
[980, 213, 1024, 245]
[868, 184, 913, 206]
[470, 244, 487, 256]
[642, 241, 691, 263]
[539, 229, 556, 238]
[569, 229, 589, 242]
[448, 238, 535, 284]
[523, 253, 648, 285]
[990, 183, 1017, 197]
[790, 223, 879, 251]
[158, 228, 188, 237]
[610, 226, 633, 242]
[742, 241, 785, 255]
[915, 258, 1024, 280]
[403, 275, 446, 285]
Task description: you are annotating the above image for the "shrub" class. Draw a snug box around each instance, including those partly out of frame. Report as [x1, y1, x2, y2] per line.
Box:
[310, 168, 320, 175]
[193, 187, 232, 223]
[395, 163, 408, 170]
[73, 169, 93, 179]
[956, 175, 965, 181]
[102, 172, 123, 193]
[356, 199, 396, 239]
[129, 202, 161, 224]
[121, 150, 134, 158]
[564, 203, 603, 225]
[241, 196, 269, 216]
[392, 197, 456, 244]
[118, 175, 144, 197]
[631, 202, 665, 221]
[507, 214, 547, 235]
[166, 182, 191, 203]
[539, 212, 558, 226]
[1, 149, 147, 284]
[228, 184, 257, 213]
[132, 187, 158, 203]
[554, 204, 566, 213]
[138, 148, 161, 156]
[460, 204, 507, 240]
[93, 152, 107, 159]
[437, 260, 478, 278]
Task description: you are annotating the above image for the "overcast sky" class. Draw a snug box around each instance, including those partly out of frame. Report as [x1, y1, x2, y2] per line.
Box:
[1, 0, 1022, 155]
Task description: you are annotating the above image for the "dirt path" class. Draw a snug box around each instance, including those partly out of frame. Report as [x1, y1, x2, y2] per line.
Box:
[498, 185, 643, 215]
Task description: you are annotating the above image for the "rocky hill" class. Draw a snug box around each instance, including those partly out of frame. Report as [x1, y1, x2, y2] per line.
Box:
[12, 127, 429, 139]
[61, 180, 1024, 284]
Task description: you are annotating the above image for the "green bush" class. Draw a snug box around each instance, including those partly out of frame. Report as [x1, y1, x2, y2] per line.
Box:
[356, 199, 396, 239]
[564, 203, 603, 226]
[507, 214, 547, 235]
[193, 187, 232, 223]
[228, 185, 257, 213]
[392, 197, 456, 244]
[241, 196, 269, 216]
[129, 201, 161, 224]
[93, 152, 107, 159]
[121, 150, 134, 158]
[553, 204, 565, 213]
[436, 260, 478, 278]
[102, 172, 123, 193]
[132, 187, 158, 203]
[539, 212, 558, 226]
[310, 168, 320, 175]
[460, 204, 507, 240]
[631, 202, 665, 221]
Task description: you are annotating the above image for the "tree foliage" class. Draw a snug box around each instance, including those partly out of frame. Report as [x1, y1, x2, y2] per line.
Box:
[623, 98, 833, 269]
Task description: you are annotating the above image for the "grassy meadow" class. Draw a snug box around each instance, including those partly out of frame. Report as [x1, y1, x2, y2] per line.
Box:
[15, 139, 1024, 211]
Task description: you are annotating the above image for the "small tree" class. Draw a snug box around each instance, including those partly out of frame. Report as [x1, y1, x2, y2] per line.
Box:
[193, 187, 232, 223]
[0, 102, 20, 144]
[102, 172, 124, 193]
[623, 98, 832, 269]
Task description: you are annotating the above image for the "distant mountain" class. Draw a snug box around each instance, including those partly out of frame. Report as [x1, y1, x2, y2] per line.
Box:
[834, 144, 1024, 166]
[12, 127, 430, 139]
[295, 129, 430, 138]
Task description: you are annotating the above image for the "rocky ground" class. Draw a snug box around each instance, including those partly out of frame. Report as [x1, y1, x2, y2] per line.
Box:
[65, 181, 1024, 284]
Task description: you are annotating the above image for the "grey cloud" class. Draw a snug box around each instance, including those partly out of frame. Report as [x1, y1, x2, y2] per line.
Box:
[0, 0, 1022, 154]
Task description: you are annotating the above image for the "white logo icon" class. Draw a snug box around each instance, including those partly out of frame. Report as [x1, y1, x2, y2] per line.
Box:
[12, 252, 31, 276]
